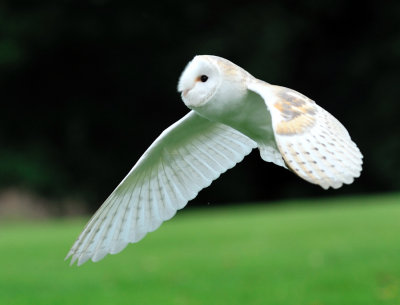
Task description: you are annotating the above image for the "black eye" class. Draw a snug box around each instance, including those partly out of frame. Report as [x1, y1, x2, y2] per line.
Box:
[200, 75, 208, 82]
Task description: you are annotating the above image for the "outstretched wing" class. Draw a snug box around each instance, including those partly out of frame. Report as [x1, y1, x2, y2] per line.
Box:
[248, 80, 363, 189]
[66, 111, 256, 265]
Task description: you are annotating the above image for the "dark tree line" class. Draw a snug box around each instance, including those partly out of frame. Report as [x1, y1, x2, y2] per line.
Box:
[1, 0, 399, 209]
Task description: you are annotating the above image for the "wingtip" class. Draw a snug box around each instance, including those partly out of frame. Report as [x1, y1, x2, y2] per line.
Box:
[68, 254, 78, 266]
[77, 254, 92, 266]
[64, 252, 71, 261]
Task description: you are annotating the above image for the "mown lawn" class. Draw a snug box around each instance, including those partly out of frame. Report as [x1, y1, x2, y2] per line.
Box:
[0, 193, 399, 305]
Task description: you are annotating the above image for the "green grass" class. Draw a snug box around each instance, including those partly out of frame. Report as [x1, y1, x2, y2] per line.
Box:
[1, 193, 400, 305]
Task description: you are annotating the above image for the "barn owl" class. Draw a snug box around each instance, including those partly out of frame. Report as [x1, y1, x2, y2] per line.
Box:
[66, 55, 363, 265]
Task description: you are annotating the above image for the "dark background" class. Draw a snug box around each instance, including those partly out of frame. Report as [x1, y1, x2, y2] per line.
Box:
[1, 0, 399, 211]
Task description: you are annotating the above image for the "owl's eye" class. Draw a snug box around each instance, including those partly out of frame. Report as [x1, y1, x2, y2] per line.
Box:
[200, 75, 208, 82]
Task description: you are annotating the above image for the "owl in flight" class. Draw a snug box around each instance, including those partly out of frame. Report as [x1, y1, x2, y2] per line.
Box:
[66, 55, 363, 265]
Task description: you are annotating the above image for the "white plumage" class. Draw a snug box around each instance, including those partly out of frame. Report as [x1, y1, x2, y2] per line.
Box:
[66, 55, 363, 265]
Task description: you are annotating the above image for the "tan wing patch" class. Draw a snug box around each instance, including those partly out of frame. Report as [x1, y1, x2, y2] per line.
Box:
[246, 81, 362, 189]
[273, 89, 317, 136]
[274, 104, 363, 189]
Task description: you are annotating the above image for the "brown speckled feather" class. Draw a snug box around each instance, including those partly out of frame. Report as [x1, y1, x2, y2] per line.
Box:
[248, 81, 363, 189]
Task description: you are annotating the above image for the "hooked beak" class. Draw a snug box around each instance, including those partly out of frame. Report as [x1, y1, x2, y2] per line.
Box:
[182, 89, 190, 97]
[181, 77, 200, 97]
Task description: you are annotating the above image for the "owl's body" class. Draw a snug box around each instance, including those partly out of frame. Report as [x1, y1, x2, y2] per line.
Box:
[66, 55, 363, 265]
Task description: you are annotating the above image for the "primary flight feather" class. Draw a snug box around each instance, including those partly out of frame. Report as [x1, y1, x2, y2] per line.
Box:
[66, 55, 363, 265]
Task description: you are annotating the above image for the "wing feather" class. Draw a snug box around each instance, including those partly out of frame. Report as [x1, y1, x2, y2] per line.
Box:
[248, 80, 363, 189]
[66, 111, 256, 265]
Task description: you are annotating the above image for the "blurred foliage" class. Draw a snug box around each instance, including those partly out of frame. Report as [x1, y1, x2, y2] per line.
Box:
[0, 0, 399, 208]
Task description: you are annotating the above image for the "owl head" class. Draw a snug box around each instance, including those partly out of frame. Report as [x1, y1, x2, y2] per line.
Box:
[178, 55, 220, 108]
[178, 55, 250, 109]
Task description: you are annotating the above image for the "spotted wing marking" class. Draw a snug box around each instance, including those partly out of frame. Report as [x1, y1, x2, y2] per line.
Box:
[247, 81, 362, 189]
[270, 87, 362, 189]
[273, 89, 317, 136]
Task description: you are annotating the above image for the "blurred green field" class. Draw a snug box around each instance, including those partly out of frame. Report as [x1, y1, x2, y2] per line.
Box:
[1, 193, 400, 305]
